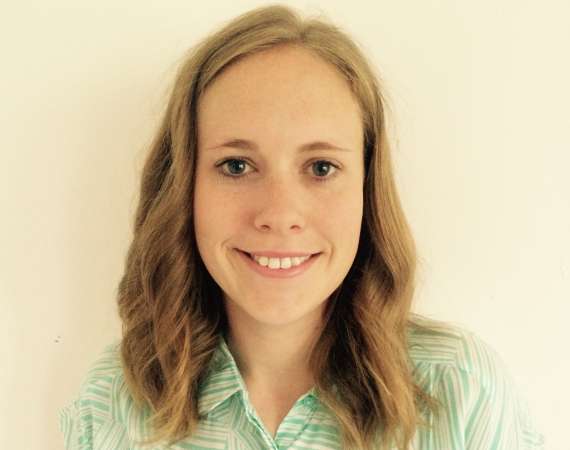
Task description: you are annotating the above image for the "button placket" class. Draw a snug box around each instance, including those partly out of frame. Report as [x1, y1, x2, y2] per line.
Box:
[274, 394, 318, 449]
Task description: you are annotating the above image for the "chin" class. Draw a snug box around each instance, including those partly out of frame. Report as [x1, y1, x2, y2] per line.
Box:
[225, 291, 328, 328]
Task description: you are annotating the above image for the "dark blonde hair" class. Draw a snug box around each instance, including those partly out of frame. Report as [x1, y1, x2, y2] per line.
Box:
[118, 5, 432, 449]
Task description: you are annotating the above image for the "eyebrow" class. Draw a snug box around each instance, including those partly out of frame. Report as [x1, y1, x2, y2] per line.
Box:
[207, 139, 351, 152]
[299, 141, 351, 153]
[208, 139, 257, 151]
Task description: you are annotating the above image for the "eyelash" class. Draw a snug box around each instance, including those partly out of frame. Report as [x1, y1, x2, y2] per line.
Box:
[216, 158, 340, 183]
[216, 158, 253, 181]
[311, 159, 339, 184]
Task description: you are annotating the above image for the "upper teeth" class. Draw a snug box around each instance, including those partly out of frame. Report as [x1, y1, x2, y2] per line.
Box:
[252, 254, 311, 269]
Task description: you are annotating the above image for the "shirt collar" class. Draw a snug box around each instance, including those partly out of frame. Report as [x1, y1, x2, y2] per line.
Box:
[197, 340, 324, 417]
[198, 339, 248, 415]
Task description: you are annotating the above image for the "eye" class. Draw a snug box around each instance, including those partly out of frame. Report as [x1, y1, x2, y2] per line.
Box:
[219, 158, 250, 176]
[311, 160, 336, 177]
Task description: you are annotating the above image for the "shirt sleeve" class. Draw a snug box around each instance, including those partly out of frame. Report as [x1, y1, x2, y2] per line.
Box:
[432, 330, 545, 450]
[59, 341, 123, 450]
[60, 399, 93, 450]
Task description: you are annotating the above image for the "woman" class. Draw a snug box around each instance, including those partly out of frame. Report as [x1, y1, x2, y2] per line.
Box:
[60, 5, 544, 450]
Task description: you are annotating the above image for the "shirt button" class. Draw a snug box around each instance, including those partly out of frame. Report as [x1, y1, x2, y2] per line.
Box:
[302, 396, 315, 408]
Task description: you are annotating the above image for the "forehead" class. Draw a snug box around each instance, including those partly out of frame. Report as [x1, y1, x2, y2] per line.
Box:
[197, 46, 362, 143]
[205, 45, 354, 97]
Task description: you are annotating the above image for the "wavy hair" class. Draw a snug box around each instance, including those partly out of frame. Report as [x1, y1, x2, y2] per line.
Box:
[118, 5, 433, 449]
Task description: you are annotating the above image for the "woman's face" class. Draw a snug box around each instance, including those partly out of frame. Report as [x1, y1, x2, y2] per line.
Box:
[194, 46, 364, 329]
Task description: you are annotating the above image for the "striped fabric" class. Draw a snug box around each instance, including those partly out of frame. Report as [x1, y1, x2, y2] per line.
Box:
[60, 325, 544, 449]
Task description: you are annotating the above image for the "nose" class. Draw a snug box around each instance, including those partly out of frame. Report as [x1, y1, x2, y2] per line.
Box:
[253, 174, 306, 234]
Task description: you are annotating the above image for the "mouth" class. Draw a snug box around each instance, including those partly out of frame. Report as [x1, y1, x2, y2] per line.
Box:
[243, 252, 315, 270]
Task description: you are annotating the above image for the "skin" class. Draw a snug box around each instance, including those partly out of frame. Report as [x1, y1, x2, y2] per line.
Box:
[193, 45, 364, 436]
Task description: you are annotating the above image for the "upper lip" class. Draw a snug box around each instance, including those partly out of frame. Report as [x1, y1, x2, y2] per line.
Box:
[240, 250, 317, 258]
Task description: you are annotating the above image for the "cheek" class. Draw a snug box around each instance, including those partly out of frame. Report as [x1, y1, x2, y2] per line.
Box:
[193, 177, 246, 253]
[194, 177, 221, 258]
[316, 186, 364, 254]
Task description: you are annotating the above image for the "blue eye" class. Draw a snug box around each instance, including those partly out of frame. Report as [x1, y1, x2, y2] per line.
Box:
[312, 160, 335, 177]
[223, 159, 247, 175]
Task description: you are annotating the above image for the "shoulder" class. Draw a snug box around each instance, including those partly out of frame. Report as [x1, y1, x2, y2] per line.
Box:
[407, 319, 517, 406]
[407, 320, 507, 382]
[74, 340, 126, 409]
[407, 319, 545, 449]
[60, 341, 146, 450]
[82, 340, 123, 383]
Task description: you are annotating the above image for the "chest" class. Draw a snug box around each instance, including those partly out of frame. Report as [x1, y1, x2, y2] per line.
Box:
[186, 391, 338, 450]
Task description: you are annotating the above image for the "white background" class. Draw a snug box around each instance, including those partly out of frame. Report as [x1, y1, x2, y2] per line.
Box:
[1, 1, 568, 448]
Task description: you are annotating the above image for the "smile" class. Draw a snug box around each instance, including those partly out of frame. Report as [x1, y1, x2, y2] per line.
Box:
[250, 254, 312, 269]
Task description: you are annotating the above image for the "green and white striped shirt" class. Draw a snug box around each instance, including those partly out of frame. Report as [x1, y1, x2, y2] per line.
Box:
[60, 326, 544, 449]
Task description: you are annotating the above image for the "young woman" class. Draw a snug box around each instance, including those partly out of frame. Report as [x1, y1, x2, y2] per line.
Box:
[61, 5, 544, 450]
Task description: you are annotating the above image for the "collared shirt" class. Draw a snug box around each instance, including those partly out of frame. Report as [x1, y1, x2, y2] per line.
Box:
[60, 326, 544, 449]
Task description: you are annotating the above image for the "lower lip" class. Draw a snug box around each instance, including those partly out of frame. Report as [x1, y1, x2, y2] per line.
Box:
[237, 250, 319, 279]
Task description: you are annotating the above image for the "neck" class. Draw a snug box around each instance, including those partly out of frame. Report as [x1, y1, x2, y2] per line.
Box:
[225, 302, 324, 384]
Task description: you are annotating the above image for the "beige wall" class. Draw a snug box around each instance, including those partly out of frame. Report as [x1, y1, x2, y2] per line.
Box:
[1, 1, 568, 448]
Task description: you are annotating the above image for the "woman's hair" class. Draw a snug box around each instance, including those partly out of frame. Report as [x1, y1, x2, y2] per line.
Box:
[118, 5, 432, 449]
